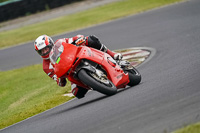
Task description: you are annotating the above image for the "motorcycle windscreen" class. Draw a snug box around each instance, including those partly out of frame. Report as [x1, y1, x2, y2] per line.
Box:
[53, 43, 78, 78]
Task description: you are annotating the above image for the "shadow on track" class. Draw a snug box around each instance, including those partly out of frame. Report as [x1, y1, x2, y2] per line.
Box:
[36, 84, 142, 122]
[42, 95, 109, 118]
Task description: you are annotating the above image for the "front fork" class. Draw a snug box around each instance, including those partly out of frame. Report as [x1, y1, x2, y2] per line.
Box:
[117, 60, 134, 71]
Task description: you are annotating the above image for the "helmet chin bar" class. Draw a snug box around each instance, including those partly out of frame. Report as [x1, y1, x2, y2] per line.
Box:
[38, 45, 52, 56]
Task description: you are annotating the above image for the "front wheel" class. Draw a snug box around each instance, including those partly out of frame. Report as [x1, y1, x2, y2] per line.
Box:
[125, 67, 141, 86]
[77, 69, 117, 96]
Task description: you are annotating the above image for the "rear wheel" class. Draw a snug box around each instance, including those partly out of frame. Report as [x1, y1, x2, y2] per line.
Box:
[125, 67, 141, 86]
[77, 69, 117, 96]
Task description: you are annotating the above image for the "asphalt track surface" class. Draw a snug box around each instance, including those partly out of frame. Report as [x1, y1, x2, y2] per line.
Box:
[1, 0, 200, 133]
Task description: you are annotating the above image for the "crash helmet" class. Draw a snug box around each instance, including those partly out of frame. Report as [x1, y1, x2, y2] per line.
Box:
[34, 35, 54, 59]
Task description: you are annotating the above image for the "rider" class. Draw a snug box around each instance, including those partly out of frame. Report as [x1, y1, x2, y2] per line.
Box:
[34, 34, 122, 99]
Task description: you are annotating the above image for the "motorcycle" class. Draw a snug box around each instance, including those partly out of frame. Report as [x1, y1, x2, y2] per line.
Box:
[49, 40, 141, 96]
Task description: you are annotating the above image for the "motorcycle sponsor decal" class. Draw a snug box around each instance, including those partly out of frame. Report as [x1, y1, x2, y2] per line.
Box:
[87, 49, 94, 57]
[87, 49, 91, 56]
[56, 57, 61, 64]
[116, 73, 124, 79]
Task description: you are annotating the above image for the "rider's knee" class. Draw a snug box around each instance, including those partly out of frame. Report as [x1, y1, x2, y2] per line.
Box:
[87, 35, 107, 52]
[87, 35, 102, 49]
[72, 86, 88, 99]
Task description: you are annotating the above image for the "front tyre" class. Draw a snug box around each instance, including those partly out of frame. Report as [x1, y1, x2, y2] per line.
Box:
[126, 67, 141, 86]
[77, 69, 117, 96]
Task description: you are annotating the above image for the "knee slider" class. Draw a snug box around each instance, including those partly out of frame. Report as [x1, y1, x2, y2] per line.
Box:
[72, 86, 88, 99]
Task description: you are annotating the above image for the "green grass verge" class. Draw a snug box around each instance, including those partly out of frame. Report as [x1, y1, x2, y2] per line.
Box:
[0, 0, 182, 49]
[0, 0, 9, 3]
[173, 123, 200, 133]
[0, 64, 74, 129]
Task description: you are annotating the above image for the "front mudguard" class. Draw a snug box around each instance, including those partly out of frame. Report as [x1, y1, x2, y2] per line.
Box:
[119, 60, 141, 86]
[118, 60, 134, 71]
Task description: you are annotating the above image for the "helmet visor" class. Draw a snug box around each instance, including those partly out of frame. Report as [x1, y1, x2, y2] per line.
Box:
[37, 45, 52, 56]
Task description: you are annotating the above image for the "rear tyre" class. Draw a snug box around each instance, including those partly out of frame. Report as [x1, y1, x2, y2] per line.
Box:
[78, 69, 117, 96]
[126, 67, 141, 86]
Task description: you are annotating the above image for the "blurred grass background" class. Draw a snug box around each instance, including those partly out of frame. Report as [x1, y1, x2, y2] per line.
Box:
[0, 0, 181, 49]
[0, 0, 9, 2]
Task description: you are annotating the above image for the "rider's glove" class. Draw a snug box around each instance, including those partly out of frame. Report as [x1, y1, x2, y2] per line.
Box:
[58, 78, 67, 87]
[75, 37, 86, 46]
[114, 53, 123, 60]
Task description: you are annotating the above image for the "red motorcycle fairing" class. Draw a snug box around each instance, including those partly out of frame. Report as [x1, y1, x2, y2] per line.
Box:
[75, 47, 129, 89]
[51, 42, 129, 89]
[52, 42, 78, 78]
